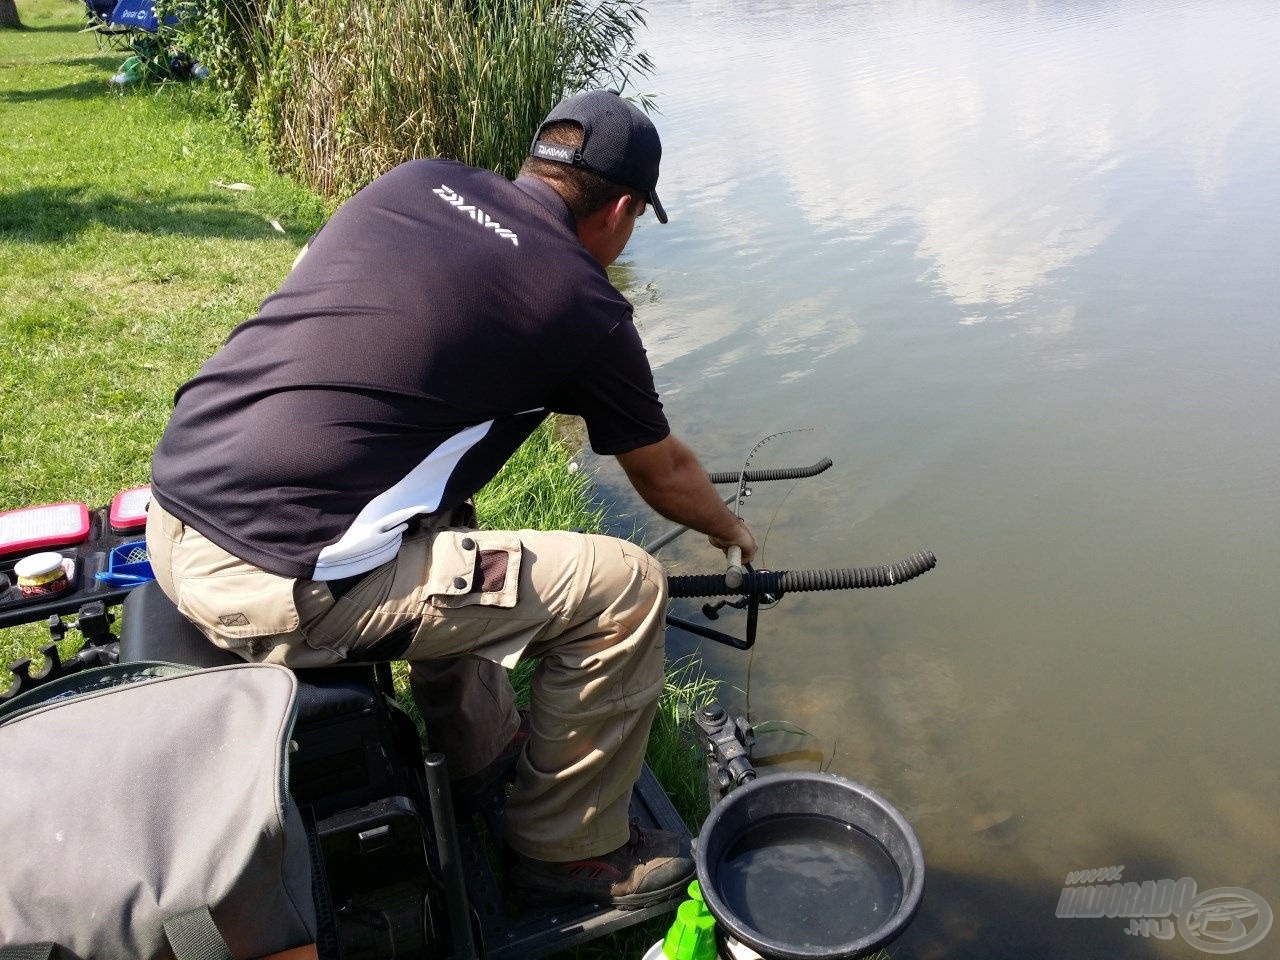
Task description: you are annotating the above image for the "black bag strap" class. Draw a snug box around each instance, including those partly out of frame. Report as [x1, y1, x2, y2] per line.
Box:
[163, 906, 234, 960]
[0, 946, 57, 960]
[0, 911, 234, 960]
[300, 806, 341, 960]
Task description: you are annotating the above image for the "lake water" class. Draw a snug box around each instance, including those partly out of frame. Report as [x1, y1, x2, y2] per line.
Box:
[589, 1, 1280, 957]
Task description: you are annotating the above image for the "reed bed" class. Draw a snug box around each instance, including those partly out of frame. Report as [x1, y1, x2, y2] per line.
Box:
[171, 0, 653, 199]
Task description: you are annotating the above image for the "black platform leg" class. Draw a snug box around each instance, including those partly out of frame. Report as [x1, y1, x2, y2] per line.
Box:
[425, 753, 480, 960]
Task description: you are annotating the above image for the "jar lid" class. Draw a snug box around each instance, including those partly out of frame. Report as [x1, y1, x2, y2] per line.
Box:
[14, 552, 66, 580]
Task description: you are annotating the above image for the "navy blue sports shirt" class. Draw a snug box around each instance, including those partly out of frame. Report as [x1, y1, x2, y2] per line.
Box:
[151, 159, 669, 580]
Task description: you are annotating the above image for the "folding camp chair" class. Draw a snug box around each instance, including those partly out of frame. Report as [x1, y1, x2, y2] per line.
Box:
[82, 0, 135, 51]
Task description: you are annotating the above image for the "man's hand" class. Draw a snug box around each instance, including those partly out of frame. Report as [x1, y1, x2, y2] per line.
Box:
[616, 435, 759, 564]
[708, 521, 758, 563]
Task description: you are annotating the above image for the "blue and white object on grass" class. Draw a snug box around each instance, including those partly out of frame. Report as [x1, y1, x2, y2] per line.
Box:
[107, 0, 178, 33]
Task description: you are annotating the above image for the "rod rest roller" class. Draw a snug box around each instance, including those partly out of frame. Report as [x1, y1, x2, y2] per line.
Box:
[705, 457, 833, 485]
[667, 550, 937, 598]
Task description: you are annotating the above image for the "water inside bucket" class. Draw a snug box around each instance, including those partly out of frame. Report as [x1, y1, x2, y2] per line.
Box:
[713, 812, 902, 948]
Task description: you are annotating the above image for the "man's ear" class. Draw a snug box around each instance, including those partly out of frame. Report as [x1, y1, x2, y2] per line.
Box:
[576, 193, 639, 266]
[604, 192, 636, 229]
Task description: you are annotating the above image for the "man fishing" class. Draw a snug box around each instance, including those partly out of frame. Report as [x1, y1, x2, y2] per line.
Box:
[146, 89, 757, 908]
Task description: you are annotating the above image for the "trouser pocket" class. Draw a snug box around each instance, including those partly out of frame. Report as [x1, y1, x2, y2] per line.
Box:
[147, 502, 323, 659]
[300, 528, 523, 661]
[177, 568, 309, 658]
[424, 531, 522, 610]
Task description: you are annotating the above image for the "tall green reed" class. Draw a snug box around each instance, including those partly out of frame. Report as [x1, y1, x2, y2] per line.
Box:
[170, 0, 653, 199]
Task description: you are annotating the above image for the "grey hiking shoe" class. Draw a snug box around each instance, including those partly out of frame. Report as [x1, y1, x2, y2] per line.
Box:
[508, 822, 694, 910]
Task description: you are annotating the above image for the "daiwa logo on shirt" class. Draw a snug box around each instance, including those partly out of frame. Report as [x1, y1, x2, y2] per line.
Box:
[433, 184, 519, 247]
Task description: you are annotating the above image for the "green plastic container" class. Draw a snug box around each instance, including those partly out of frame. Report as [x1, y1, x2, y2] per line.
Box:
[643, 881, 718, 960]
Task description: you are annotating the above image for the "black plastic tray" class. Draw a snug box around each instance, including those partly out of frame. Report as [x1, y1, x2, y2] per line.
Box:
[0, 506, 142, 629]
[461, 763, 691, 959]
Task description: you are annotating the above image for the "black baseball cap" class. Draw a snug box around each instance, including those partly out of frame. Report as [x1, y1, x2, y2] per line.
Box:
[530, 89, 668, 223]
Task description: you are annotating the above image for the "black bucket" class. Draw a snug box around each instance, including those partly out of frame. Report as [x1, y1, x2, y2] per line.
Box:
[694, 772, 924, 960]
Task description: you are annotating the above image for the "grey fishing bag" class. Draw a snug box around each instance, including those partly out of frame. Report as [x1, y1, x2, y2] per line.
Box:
[0, 661, 317, 959]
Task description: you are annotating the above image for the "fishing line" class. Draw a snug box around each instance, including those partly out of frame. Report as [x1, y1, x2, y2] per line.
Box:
[744, 476, 802, 723]
[756, 477, 803, 571]
[734, 428, 810, 722]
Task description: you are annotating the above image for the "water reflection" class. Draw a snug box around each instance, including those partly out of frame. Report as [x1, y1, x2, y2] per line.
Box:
[632, 0, 1280, 321]
[605, 2, 1280, 957]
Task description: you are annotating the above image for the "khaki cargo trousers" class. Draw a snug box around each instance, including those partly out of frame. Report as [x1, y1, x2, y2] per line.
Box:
[146, 502, 668, 861]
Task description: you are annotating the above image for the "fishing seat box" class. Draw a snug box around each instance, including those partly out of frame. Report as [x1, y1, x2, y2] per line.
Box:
[117, 580, 696, 959]
[119, 580, 440, 960]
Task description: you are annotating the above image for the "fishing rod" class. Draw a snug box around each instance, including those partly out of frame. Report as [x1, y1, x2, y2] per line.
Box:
[723, 430, 810, 588]
[644, 457, 834, 556]
[647, 450, 937, 650]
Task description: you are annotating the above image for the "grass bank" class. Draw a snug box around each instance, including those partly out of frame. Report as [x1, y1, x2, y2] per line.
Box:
[1, 0, 328, 507]
[2, 0, 327, 660]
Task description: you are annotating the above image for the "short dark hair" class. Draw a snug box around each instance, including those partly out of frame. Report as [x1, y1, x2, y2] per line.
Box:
[520, 121, 643, 223]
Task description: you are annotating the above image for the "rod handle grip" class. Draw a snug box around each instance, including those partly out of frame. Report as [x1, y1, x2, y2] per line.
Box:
[725, 546, 744, 589]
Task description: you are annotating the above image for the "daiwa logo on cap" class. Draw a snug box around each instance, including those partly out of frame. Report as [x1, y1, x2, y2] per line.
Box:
[533, 142, 575, 163]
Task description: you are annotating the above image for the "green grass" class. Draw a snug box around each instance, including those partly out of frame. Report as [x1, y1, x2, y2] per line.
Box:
[2, 0, 331, 663]
[1, 8, 721, 956]
[1, 0, 330, 513]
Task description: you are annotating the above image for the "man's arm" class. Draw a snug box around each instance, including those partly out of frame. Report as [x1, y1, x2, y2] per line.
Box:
[616, 434, 758, 563]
